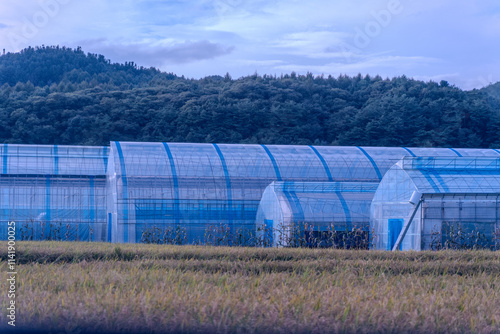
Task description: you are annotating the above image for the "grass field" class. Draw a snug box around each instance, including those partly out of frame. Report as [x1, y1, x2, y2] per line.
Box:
[1, 242, 499, 333]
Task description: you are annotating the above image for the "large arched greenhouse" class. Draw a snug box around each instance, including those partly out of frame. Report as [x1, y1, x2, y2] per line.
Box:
[1, 141, 499, 249]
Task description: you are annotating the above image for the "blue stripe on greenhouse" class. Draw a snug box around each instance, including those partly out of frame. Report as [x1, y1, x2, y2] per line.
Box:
[402, 147, 416, 157]
[309, 145, 333, 181]
[334, 182, 352, 228]
[213, 144, 233, 222]
[162, 143, 180, 225]
[428, 170, 450, 193]
[107, 213, 112, 242]
[53, 145, 59, 175]
[115, 142, 129, 242]
[283, 191, 305, 222]
[45, 175, 51, 222]
[492, 149, 500, 156]
[89, 176, 95, 221]
[449, 148, 463, 157]
[418, 170, 441, 192]
[419, 170, 500, 176]
[134, 201, 259, 221]
[2, 144, 7, 174]
[356, 147, 382, 181]
[261, 144, 282, 181]
[103, 146, 108, 173]
[0, 174, 105, 180]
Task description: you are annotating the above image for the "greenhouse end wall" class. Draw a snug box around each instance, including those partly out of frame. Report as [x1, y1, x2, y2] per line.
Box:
[370, 163, 422, 250]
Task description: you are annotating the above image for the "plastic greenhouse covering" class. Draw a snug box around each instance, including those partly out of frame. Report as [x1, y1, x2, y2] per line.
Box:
[2, 141, 500, 246]
[106, 142, 500, 244]
[371, 157, 500, 251]
[255, 181, 378, 247]
[0, 144, 109, 241]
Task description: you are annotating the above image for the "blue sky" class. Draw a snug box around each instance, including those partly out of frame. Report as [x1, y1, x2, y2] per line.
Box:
[0, 0, 499, 89]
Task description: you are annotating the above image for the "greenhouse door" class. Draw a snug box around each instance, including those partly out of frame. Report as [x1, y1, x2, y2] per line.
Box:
[388, 219, 403, 250]
[264, 219, 273, 247]
[107, 213, 112, 242]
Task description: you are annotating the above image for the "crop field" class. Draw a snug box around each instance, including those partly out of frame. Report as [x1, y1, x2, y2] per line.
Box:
[1, 242, 500, 334]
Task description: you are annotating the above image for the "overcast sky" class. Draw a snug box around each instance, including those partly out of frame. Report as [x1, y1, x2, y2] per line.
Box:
[0, 0, 499, 89]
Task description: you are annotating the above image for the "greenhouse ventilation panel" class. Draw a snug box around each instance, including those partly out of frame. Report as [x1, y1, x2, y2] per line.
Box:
[255, 181, 378, 247]
[370, 157, 500, 251]
[0, 144, 109, 241]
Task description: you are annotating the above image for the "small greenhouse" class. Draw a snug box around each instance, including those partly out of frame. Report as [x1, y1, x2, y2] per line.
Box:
[255, 181, 378, 247]
[370, 157, 500, 251]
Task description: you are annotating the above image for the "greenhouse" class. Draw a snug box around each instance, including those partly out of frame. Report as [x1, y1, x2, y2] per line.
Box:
[370, 157, 500, 251]
[2, 141, 500, 246]
[255, 181, 378, 247]
[106, 142, 498, 244]
[0, 144, 109, 241]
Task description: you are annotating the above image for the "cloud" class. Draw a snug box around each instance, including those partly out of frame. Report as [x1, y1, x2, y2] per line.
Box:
[271, 31, 348, 56]
[0, 0, 499, 89]
[78, 39, 234, 66]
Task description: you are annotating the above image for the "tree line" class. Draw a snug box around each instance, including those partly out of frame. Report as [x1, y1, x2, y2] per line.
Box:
[1, 45, 499, 148]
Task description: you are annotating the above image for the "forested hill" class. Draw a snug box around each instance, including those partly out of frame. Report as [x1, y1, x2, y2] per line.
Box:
[1, 46, 499, 148]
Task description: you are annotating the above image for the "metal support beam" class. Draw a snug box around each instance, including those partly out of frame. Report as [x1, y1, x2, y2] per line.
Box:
[392, 198, 423, 251]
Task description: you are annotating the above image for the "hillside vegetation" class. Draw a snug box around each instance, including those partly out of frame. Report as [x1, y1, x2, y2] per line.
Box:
[1, 242, 499, 333]
[1, 46, 500, 147]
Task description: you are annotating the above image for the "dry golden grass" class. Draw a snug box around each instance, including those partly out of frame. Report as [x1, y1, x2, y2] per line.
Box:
[1, 241, 499, 333]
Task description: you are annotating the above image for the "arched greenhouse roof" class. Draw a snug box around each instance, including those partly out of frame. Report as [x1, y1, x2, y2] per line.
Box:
[0, 144, 109, 175]
[395, 157, 500, 194]
[257, 181, 378, 227]
[109, 142, 500, 183]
